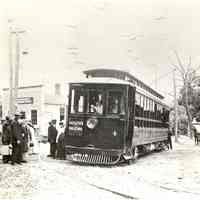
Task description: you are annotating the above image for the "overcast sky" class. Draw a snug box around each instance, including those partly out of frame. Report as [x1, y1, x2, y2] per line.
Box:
[1, 0, 200, 103]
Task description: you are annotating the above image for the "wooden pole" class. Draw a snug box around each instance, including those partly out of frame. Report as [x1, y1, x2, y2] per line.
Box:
[8, 24, 14, 117]
[12, 30, 25, 114]
[173, 69, 178, 142]
[13, 32, 20, 113]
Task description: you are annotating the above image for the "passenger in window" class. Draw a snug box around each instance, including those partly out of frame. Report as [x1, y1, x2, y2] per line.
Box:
[120, 98, 125, 114]
[78, 96, 84, 112]
[90, 104, 96, 113]
[96, 100, 103, 114]
[90, 96, 96, 113]
[111, 99, 119, 114]
[90, 95, 103, 114]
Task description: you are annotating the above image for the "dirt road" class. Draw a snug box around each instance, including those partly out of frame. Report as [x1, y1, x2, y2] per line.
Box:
[0, 136, 200, 200]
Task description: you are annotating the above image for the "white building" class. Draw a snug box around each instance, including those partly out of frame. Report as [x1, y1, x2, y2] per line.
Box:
[2, 84, 66, 136]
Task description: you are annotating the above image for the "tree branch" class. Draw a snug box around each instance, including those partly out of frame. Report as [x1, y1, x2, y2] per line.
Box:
[168, 57, 184, 76]
[187, 56, 191, 69]
[174, 50, 186, 74]
[194, 64, 200, 72]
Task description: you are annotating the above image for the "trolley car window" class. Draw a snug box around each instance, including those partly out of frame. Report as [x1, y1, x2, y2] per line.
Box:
[144, 97, 147, 118]
[157, 104, 161, 120]
[108, 91, 125, 114]
[88, 90, 103, 114]
[70, 88, 85, 113]
[150, 100, 153, 119]
[135, 119, 139, 127]
[154, 103, 157, 120]
[135, 92, 141, 116]
[140, 95, 144, 118]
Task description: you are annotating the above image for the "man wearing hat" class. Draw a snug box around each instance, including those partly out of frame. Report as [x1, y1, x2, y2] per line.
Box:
[1, 116, 12, 163]
[10, 112, 24, 165]
[47, 121, 58, 158]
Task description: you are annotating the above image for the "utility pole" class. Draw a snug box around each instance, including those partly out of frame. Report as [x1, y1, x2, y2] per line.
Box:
[173, 69, 178, 142]
[10, 29, 26, 115]
[13, 32, 20, 113]
[8, 20, 14, 117]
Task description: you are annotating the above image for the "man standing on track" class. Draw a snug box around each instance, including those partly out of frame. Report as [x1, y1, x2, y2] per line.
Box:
[47, 121, 58, 159]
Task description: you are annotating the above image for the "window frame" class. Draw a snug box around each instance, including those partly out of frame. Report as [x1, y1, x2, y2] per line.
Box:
[106, 89, 126, 115]
[87, 89, 104, 115]
[69, 87, 86, 114]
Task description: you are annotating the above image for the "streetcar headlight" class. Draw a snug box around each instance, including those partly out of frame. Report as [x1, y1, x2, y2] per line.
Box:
[113, 130, 117, 136]
[87, 117, 98, 129]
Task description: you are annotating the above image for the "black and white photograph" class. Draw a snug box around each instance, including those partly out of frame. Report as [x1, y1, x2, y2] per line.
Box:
[0, 0, 200, 199]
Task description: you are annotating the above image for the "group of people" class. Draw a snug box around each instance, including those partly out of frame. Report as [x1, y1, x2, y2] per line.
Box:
[47, 121, 65, 160]
[1, 113, 66, 164]
[1, 112, 38, 165]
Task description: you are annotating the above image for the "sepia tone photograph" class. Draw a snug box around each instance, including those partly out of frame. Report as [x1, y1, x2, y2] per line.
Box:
[0, 0, 200, 199]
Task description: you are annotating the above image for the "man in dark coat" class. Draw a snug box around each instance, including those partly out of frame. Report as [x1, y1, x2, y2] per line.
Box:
[192, 125, 198, 145]
[2, 116, 12, 163]
[168, 127, 173, 150]
[57, 132, 65, 160]
[47, 122, 58, 158]
[11, 113, 24, 165]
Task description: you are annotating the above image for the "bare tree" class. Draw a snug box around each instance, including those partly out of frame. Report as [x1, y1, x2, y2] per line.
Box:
[171, 51, 199, 138]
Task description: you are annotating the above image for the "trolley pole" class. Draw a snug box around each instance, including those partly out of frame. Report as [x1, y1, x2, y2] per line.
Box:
[173, 69, 178, 142]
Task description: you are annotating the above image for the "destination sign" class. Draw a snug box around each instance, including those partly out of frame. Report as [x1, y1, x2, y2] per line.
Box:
[16, 97, 34, 104]
[68, 119, 84, 136]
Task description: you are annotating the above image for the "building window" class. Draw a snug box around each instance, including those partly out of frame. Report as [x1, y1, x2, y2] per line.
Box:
[20, 111, 26, 119]
[60, 106, 65, 121]
[31, 110, 37, 125]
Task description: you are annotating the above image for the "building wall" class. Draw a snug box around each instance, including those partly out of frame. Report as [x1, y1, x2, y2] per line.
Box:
[2, 85, 65, 136]
[41, 104, 62, 136]
[2, 86, 43, 120]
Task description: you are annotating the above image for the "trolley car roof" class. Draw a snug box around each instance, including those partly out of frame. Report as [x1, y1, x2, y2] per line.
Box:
[70, 77, 168, 107]
[83, 68, 164, 99]
[70, 77, 132, 86]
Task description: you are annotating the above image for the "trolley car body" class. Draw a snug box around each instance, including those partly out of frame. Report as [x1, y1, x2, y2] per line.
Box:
[65, 69, 169, 165]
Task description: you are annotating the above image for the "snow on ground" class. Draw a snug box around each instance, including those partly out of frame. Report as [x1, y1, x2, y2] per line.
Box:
[0, 136, 200, 200]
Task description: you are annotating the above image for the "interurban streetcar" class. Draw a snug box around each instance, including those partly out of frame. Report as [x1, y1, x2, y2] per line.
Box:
[65, 69, 170, 165]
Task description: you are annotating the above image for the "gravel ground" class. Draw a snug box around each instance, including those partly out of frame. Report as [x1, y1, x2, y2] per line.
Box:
[0, 136, 200, 200]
